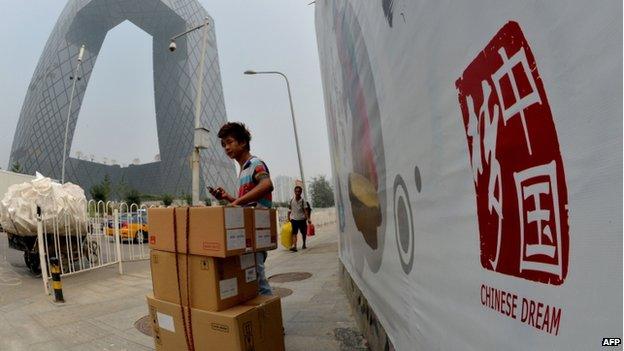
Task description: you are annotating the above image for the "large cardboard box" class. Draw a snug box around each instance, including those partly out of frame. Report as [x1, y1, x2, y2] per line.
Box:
[147, 295, 264, 351]
[251, 208, 278, 251]
[150, 250, 258, 311]
[148, 207, 254, 257]
[244, 295, 286, 351]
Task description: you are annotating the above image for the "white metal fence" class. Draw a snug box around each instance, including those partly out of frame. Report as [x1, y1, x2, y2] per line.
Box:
[37, 201, 151, 295]
[36, 204, 336, 295]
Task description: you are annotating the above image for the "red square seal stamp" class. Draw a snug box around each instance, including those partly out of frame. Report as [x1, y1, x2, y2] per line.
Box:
[456, 21, 569, 285]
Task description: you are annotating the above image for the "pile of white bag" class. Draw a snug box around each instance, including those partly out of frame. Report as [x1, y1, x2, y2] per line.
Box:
[0, 173, 88, 236]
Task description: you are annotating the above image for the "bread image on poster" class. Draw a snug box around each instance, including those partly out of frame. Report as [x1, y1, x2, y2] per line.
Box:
[333, 0, 387, 272]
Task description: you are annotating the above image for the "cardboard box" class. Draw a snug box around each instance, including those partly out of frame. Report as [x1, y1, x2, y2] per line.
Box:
[150, 250, 258, 311]
[148, 207, 254, 257]
[237, 253, 259, 302]
[244, 295, 285, 351]
[243, 208, 255, 249]
[251, 208, 278, 251]
[239, 259, 258, 301]
[147, 295, 263, 351]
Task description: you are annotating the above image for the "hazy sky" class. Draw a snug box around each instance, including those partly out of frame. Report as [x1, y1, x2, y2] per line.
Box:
[0, 0, 331, 181]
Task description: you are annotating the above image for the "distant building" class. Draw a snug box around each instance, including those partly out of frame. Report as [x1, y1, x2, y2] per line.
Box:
[8, 0, 236, 198]
[273, 175, 295, 203]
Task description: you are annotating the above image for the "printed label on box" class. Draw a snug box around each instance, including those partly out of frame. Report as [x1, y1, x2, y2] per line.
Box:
[200, 259, 210, 270]
[224, 207, 244, 229]
[245, 267, 257, 283]
[227, 229, 246, 250]
[240, 253, 256, 270]
[156, 312, 175, 333]
[211, 323, 230, 333]
[243, 321, 255, 349]
[256, 229, 272, 248]
[203, 241, 221, 251]
[254, 210, 270, 228]
[219, 277, 238, 299]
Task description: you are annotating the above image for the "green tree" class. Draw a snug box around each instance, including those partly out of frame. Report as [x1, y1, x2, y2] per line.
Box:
[111, 177, 129, 201]
[124, 189, 141, 205]
[309, 175, 335, 208]
[162, 194, 173, 206]
[10, 161, 23, 174]
[89, 175, 111, 203]
[183, 193, 192, 206]
[141, 193, 161, 202]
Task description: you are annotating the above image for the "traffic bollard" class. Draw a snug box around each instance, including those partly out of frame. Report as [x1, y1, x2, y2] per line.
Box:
[49, 257, 65, 303]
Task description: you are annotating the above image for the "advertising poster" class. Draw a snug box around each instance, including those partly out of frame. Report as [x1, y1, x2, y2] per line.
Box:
[315, 1, 622, 350]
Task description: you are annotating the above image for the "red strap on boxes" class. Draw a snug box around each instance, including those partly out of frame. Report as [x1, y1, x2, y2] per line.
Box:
[184, 208, 195, 349]
[173, 208, 194, 351]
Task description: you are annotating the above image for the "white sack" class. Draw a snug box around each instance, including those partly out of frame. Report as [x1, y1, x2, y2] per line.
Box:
[0, 173, 88, 236]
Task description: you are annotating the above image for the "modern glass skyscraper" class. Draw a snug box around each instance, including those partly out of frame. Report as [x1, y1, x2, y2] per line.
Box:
[9, 0, 236, 198]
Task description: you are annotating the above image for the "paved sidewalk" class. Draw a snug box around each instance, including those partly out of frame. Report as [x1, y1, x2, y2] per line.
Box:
[0, 223, 367, 350]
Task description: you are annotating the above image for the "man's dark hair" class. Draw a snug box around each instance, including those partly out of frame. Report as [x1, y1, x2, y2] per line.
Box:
[218, 122, 251, 151]
[294, 185, 302, 191]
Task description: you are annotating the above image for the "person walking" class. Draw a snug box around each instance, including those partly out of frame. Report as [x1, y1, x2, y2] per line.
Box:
[288, 185, 310, 251]
[208, 122, 274, 295]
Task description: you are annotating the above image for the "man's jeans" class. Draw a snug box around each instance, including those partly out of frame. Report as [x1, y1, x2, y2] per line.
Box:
[256, 251, 272, 295]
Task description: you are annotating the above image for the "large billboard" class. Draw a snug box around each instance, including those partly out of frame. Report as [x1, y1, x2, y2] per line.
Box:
[315, 1, 622, 349]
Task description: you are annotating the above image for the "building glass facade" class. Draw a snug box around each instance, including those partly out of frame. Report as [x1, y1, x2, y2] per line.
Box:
[9, 0, 236, 198]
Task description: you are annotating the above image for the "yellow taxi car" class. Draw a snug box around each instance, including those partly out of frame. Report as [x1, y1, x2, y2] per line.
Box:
[106, 212, 149, 243]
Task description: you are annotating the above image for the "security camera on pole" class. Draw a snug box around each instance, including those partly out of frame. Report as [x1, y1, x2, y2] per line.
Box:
[169, 17, 211, 205]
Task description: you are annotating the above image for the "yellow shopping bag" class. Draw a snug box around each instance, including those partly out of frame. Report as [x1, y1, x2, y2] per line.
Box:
[280, 221, 292, 249]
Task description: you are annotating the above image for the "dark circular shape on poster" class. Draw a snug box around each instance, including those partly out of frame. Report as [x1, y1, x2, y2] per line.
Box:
[414, 166, 422, 192]
[393, 175, 415, 274]
[397, 198, 410, 253]
[272, 287, 294, 298]
[134, 315, 153, 337]
[268, 272, 312, 283]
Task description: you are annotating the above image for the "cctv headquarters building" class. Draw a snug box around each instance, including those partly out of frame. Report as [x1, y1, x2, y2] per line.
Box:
[9, 0, 237, 198]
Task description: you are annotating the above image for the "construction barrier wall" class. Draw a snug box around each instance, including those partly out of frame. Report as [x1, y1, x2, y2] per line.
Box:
[315, 1, 622, 350]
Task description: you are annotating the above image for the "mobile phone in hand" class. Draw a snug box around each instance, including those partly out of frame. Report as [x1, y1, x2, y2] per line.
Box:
[208, 186, 222, 200]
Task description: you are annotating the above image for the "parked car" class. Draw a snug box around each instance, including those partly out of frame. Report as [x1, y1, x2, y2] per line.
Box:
[105, 212, 148, 243]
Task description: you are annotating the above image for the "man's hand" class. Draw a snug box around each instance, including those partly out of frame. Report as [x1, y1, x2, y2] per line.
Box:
[208, 187, 234, 203]
[208, 186, 224, 199]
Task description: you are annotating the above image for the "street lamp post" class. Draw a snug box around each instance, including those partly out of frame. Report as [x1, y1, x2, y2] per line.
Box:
[61, 44, 85, 184]
[169, 17, 210, 206]
[244, 70, 308, 202]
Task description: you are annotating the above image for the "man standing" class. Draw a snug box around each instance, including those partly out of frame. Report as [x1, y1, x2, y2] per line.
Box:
[209, 122, 273, 295]
[288, 185, 310, 252]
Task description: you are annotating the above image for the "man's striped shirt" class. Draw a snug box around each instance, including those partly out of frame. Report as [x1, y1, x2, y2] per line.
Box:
[237, 156, 272, 208]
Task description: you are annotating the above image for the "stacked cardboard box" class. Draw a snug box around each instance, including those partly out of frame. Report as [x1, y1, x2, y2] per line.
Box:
[147, 206, 284, 351]
[250, 208, 278, 251]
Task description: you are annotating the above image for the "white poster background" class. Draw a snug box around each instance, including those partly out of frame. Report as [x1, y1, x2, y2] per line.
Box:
[315, 1, 622, 350]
